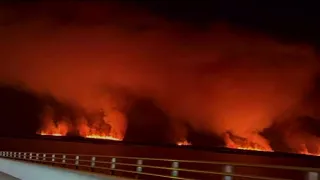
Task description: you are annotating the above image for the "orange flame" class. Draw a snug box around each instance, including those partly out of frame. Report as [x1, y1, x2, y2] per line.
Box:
[224, 133, 273, 152]
[78, 120, 123, 141]
[297, 144, 320, 156]
[38, 116, 123, 141]
[37, 121, 68, 136]
[177, 139, 192, 146]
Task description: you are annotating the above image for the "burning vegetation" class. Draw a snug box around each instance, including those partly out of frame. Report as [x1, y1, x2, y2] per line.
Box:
[37, 106, 124, 141]
[224, 132, 273, 152]
[1, 2, 320, 157]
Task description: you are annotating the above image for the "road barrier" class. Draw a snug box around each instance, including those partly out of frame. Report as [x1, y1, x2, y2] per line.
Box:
[0, 151, 319, 180]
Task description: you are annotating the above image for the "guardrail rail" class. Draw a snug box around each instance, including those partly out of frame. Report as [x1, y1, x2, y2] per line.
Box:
[0, 151, 319, 180]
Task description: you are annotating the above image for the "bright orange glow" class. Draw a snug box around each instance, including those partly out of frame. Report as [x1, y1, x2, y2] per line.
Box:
[224, 133, 273, 152]
[228, 145, 272, 152]
[39, 132, 64, 136]
[85, 134, 121, 141]
[77, 118, 124, 141]
[177, 139, 192, 146]
[37, 121, 68, 137]
[297, 144, 320, 156]
[38, 116, 123, 141]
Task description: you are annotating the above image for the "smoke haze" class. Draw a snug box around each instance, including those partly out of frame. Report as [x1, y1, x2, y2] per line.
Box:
[0, 2, 319, 147]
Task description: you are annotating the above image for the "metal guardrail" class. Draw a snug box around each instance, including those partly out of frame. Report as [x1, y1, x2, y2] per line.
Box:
[0, 151, 319, 180]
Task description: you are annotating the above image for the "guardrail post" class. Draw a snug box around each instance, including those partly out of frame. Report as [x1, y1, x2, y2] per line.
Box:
[306, 172, 318, 180]
[6, 152, 8, 157]
[36, 153, 39, 160]
[13, 152, 16, 158]
[223, 165, 233, 180]
[110, 158, 116, 175]
[171, 161, 179, 178]
[24, 153, 26, 159]
[62, 155, 66, 166]
[52, 154, 55, 165]
[18, 152, 21, 159]
[75, 156, 79, 169]
[135, 159, 143, 179]
[10, 152, 12, 157]
[91, 156, 96, 172]
[29, 153, 32, 160]
[43, 154, 46, 161]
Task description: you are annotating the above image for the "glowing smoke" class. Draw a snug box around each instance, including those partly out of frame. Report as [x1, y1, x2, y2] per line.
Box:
[0, 2, 319, 147]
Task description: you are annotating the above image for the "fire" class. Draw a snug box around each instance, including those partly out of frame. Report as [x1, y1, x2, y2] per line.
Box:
[224, 133, 273, 152]
[37, 121, 68, 136]
[39, 132, 63, 136]
[38, 115, 123, 141]
[228, 145, 272, 152]
[78, 117, 123, 141]
[177, 139, 192, 146]
[38, 121, 123, 141]
[298, 144, 320, 156]
[85, 134, 121, 141]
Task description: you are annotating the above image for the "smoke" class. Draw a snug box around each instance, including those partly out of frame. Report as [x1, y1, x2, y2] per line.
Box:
[0, 2, 319, 146]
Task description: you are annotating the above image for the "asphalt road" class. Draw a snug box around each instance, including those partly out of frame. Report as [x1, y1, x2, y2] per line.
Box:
[0, 172, 19, 180]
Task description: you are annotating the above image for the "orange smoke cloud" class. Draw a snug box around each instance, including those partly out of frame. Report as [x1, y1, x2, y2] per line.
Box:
[0, 2, 319, 149]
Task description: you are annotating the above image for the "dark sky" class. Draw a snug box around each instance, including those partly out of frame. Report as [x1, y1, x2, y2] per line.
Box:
[0, 1, 320, 149]
[1, 1, 319, 44]
[135, 1, 319, 45]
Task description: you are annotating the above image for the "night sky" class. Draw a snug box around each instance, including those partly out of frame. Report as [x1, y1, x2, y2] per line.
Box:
[0, 1, 320, 150]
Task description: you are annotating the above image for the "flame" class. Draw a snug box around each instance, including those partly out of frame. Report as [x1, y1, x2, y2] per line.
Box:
[79, 124, 123, 141]
[37, 121, 68, 136]
[38, 116, 123, 141]
[39, 132, 63, 136]
[224, 133, 273, 152]
[85, 134, 121, 141]
[77, 117, 123, 141]
[177, 139, 192, 146]
[297, 144, 320, 156]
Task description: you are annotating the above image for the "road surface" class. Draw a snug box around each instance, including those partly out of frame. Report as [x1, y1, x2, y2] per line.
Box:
[0, 172, 19, 180]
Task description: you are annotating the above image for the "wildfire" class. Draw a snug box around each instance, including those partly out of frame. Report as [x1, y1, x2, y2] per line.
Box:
[39, 132, 64, 136]
[38, 116, 123, 141]
[85, 134, 121, 141]
[297, 144, 320, 156]
[177, 139, 192, 146]
[37, 121, 68, 137]
[224, 133, 273, 152]
[77, 118, 124, 141]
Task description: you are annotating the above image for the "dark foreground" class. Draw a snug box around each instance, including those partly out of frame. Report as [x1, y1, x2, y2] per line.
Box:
[0, 136, 319, 179]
